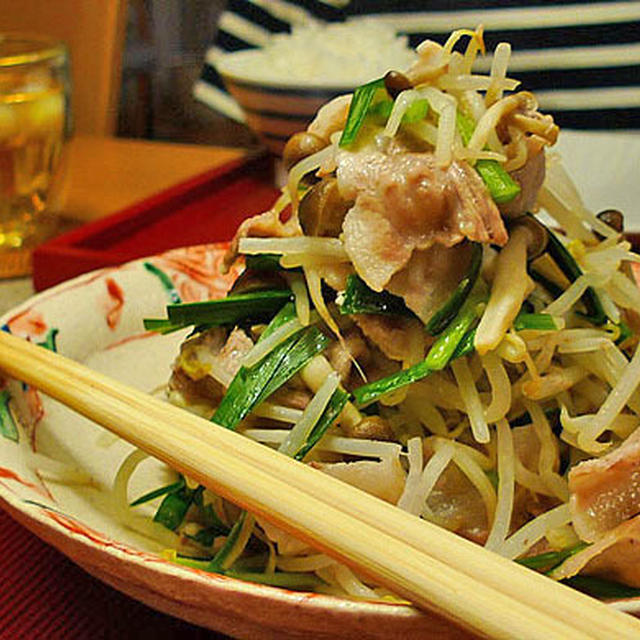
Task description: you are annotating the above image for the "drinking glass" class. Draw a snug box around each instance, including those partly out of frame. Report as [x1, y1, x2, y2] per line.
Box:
[0, 34, 71, 278]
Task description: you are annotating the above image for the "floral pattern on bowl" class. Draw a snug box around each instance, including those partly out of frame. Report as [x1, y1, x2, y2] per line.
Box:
[0, 244, 460, 639]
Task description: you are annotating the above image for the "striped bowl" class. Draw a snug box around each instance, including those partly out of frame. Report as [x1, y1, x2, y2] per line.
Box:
[219, 74, 348, 155]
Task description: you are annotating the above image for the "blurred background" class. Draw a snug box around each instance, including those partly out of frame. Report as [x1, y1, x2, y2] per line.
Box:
[3, 0, 638, 149]
[116, 0, 257, 148]
[0, 0, 257, 148]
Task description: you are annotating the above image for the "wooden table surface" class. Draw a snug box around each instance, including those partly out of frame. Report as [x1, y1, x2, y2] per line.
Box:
[1, 134, 250, 314]
[54, 135, 248, 223]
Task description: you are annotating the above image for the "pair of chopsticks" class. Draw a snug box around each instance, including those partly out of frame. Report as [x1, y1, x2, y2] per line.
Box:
[1, 330, 639, 639]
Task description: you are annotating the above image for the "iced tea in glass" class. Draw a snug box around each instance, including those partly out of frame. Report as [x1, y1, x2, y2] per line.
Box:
[0, 34, 70, 277]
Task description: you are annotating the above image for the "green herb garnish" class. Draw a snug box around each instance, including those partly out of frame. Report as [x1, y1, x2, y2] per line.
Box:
[130, 477, 186, 507]
[153, 484, 202, 531]
[545, 229, 606, 325]
[426, 243, 482, 335]
[352, 291, 485, 407]
[212, 304, 329, 430]
[513, 313, 560, 331]
[456, 111, 520, 204]
[293, 388, 349, 461]
[562, 575, 640, 600]
[339, 78, 385, 147]
[340, 274, 415, 317]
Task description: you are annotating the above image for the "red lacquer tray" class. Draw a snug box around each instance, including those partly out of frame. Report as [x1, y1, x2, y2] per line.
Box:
[32, 152, 279, 291]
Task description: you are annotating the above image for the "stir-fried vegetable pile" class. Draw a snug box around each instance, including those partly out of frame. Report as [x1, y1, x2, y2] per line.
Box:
[117, 28, 640, 600]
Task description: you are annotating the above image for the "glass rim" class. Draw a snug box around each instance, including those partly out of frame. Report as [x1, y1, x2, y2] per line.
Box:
[0, 33, 67, 68]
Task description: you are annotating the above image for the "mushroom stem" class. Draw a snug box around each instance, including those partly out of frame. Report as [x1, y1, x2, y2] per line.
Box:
[474, 225, 532, 355]
[507, 215, 549, 260]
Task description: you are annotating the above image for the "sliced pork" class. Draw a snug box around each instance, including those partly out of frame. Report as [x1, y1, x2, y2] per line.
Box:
[569, 426, 640, 542]
[426, 458, 489, 544]
[551, 515, 640, 587]
[338, 147, 507, 295]
[352, 314, 426, 364]
[326, 327, 369, 384]
[386, 243, 472, 325]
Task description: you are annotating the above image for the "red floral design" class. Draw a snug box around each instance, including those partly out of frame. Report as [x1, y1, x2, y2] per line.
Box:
[105, 278, 125, 330]
[0, 467, 49, 499]
[6, 310, 48, 338]
[154, 243, 243, 302]
[41, 509, 174, 566]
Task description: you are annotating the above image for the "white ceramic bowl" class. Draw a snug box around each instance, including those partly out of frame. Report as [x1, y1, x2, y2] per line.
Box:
[219, 73, 346, 155]
[2, 243, 640, 637]
[0, 244, 448, 638]
[212, 21, 418, 156]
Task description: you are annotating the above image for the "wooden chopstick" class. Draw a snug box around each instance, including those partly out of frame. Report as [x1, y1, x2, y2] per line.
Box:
[1, 331, 639, 639]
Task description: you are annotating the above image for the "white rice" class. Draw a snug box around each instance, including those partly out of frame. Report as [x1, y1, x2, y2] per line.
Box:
[216, 21, 416, 87]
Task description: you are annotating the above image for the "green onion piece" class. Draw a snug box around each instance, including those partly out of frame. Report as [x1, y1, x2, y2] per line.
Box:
[258, 327, 330, 403]
[130, 477, 186, 507]
[166, 290, 293, 328]
[514, 313, 560, 331]
[144, 289, 293, 334]
[294, 389, 349, 461]
[0, 389, 18, 442]
[143, 317, 185, 334]
[369, 97, 429, 126]
[616, 320, 633, 345]
[455, 111, 520, 204]
[353, 361, 432, 408]
[171, 552, 326, 589]
[185, 525, 226, 547]
[229, 554, 272, 572]
[244, 254, 280, 272]
[212, 305, 329, 430]
[545, 230, 607, 325]
[169, 554, 212, 570]
[212, 338, 294, 429]
[562, 575, 640, 600]
[339, 274, 415, 317]
[244, 253, 290, 272]
[352, 293, 484, 407]
[165, 478, 229, 546]
[339, 78, 385, 148]
[208, 512, 249, 572]
[212, 308, 299, 429]
[210, 332, 341, 568]
[485, 469, 499, 490]
[402, 98, 430, 123]
[225, 570, 326, 590]
[210, 391, 348, 569]
[475, 159, 521, 204]
[369, 99, 394, 123]
[196, 498, 231, 536]
[260, 301, 298, 338]
[452, 327, 476, 359]
[341, 243, 480, 332]
[426, 243, 482, 335]
[424, 292, 485, 370]
[153, 484, 201, 531]
[456, 110, 476, 146]
[515, 542, 588, 571]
